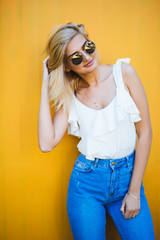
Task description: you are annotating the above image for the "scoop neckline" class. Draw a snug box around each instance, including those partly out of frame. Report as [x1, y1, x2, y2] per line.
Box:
[74, 92, 117, 112]
[74, 63, 118, 112]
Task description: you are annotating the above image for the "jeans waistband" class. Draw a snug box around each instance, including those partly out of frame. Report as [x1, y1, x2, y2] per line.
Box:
[78, 149, 135, 167]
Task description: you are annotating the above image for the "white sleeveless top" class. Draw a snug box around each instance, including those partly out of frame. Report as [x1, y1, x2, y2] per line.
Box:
[67, 58, 142, 160]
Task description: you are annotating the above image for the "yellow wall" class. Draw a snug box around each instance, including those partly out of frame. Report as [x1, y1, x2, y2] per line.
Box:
[0, 0, 160, 239]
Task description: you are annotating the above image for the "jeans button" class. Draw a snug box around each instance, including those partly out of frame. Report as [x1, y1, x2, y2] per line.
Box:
[111, 162, 115, 165]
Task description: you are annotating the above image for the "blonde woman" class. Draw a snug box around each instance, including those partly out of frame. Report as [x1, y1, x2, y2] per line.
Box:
[38, 22, 155, 240]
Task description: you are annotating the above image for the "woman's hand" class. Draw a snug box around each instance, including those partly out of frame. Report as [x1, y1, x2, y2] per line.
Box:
[42, 55, 50, 83]
[120, 193, 140, 219]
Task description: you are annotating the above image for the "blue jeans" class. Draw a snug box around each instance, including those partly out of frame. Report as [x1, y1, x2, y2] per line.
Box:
[67, 149, 155, 240]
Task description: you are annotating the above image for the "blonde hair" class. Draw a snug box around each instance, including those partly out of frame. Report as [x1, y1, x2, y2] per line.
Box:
[43, 22, 100, 114]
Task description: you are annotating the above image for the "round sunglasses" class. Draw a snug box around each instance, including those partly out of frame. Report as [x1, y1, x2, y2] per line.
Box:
[69, 41, 96, 65]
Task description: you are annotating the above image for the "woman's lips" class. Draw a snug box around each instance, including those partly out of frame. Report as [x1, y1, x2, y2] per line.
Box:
[84, 59, 94, 67]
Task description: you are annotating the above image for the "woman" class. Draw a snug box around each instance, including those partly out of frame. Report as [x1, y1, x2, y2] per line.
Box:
[38, 22, 155, 240]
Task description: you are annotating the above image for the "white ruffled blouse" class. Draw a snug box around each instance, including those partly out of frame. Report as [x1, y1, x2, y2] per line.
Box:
[67, 58, 142, 160]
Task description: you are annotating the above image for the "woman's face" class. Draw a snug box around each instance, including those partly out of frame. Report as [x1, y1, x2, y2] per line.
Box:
[65, 33, 99, 75]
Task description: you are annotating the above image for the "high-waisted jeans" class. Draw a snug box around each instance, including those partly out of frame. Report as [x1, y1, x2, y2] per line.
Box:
[67, 149, 155, 240]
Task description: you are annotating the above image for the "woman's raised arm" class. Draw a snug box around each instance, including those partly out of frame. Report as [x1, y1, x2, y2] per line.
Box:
[38, 56, 68, 152]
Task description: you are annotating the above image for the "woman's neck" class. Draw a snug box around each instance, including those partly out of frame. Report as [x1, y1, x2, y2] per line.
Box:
[78, 65, 101, 87]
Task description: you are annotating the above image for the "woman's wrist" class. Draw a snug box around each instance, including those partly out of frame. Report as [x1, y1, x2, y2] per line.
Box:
[41, 80, 49, 92]
[127, 191, 140, 200]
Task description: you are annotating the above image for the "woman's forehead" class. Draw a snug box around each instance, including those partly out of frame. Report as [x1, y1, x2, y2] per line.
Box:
[66, 34, 87, 55]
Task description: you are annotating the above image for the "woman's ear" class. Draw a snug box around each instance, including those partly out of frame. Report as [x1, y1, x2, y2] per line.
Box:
[64, 57, 71, 72]
[65, 64, 71, 72]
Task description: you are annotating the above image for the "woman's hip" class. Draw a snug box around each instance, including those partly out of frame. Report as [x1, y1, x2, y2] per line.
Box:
[67, 149, 142, 204]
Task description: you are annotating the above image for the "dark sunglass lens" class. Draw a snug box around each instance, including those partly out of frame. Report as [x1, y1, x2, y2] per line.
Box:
[72, 53, 83, 65]
[85, 42, 96, 54]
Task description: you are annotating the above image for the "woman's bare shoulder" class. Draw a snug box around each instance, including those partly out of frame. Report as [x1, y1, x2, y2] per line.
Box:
[121, 63, 139, 93]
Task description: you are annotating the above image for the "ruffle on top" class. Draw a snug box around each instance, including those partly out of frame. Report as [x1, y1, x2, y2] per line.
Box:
[115, 58, 142, 122]
[67, 98, 81, 138]
[116, 87, 142, 122]
[67, 57, 142, 157]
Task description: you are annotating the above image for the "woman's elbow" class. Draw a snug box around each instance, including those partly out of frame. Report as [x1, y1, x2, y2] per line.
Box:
[38, 140, 55, 153]
[40, 146, 52, 153]
[39, 144, 52, 153]
[39, 139, 61, 152]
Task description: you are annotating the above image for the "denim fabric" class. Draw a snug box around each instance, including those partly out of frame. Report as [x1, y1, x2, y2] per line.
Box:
[67, 149, 155, 240]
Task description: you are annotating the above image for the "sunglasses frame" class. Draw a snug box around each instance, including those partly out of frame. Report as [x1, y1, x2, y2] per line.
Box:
[68, 40, 96, 65]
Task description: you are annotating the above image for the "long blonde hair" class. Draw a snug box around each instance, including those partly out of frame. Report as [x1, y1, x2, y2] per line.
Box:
[43, 22, 100, 114]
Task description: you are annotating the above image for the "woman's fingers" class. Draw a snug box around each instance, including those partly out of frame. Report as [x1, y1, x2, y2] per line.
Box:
[129, 210, 139, 219]
[123, 208, 140, 219]
[43, 55, 50, 63]
[123, 207, 130, 219]
[43, 56, 50, 68]
[120, 193, 141, 219]
[132, 210, 139, 218]
[120, 206, 124, 214]
[120, 194, 128, 215]
[128, 211, 134, 219]
[42, 55, 50, 82]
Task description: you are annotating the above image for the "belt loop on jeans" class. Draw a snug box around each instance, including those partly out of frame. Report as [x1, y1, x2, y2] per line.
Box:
[93, 158, 99, 168]
[125, 155, 130, 168]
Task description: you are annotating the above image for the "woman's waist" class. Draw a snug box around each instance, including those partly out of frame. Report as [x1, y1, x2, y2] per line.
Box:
[78, 148, 136, 165]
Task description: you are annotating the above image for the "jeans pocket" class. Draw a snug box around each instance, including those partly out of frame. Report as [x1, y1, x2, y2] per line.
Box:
[73, 158, 93, 172]
[120, 160, 134, 175]
[123, 158, 134, 173]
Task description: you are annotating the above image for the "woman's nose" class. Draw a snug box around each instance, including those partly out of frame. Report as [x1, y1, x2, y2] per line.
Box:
[81, 50, 90, 61]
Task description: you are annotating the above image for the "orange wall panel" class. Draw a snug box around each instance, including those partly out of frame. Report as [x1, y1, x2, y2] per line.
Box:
[0, 0, 160, 239]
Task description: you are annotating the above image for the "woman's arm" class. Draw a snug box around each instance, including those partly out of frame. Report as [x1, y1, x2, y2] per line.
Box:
[122, 63, 153, 196]
[38, 56, 68, 152]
